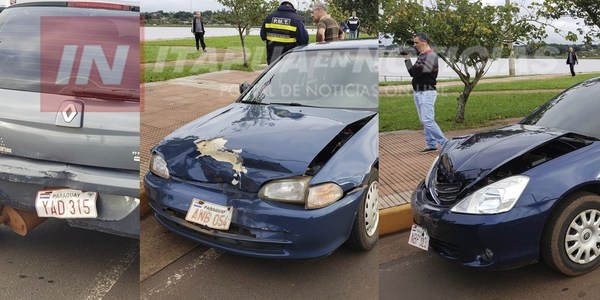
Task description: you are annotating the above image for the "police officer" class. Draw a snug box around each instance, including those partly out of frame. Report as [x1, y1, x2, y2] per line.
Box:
[260, 1, 309, 65]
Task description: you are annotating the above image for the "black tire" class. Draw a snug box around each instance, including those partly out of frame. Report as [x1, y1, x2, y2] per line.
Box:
[347, 168, 379, 250]
[541, 192, 600, 276]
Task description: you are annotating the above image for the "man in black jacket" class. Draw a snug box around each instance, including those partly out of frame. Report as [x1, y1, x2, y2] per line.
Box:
[260, 1, 309, 65]
[404, 32, 447, 152]
[346, 11, 360, 39]
[566, 46, 578, 76]
[191, 11, 206, 52]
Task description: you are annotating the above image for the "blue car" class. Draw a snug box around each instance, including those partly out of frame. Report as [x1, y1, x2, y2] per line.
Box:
[145, 40, 379, 258]
[410, 78, 600, 276]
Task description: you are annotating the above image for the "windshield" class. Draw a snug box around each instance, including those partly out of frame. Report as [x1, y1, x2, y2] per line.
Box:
[520, 78, 600, 139]
[0, 6, 139, 100]
[241, 48, 378, 110]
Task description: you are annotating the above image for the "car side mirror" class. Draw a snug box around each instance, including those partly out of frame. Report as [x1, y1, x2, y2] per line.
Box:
[239, 82, 250, 94]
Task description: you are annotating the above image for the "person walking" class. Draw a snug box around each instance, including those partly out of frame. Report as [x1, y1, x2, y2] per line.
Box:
[260, 1, 309, 65]
[191, 11, 207, 52]
[403, 32, 447, 152]
[346, 11, 360, 39]
[311, 3, 344, 42]
[566, 46, 578, 76]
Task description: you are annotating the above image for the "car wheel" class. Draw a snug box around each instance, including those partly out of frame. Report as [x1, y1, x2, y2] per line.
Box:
[347, 168, 379, 250]
[542, 192, 600, 276]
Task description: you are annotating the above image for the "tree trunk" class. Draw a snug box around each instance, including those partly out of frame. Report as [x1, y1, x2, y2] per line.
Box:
[239, 28, 248, 67]
[455, 84, 473, 123]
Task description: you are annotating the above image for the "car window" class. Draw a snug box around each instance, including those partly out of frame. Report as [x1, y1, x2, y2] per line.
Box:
[241, 48, 378, 110]
[520, 79, 600, 139]
[0, 6, 138, 98]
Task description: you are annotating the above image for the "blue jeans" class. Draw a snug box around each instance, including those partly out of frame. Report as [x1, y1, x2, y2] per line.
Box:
[349, 30, 358, 39]
[414, 90, 447, 149]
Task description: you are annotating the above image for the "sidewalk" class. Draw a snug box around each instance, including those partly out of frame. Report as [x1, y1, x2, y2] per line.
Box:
[140, 70, 529, 236]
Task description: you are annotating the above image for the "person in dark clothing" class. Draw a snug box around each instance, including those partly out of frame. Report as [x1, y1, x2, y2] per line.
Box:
[403, 32, 447, 152]
[346, 11, 360, 39]
[566, 46, 578, 76]
[191, 11, 207, 52]
[260, 1, 309, 65]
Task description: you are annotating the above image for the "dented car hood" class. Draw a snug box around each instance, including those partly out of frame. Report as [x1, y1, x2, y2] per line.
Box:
[154, 103, 376, 193]
[438, 124, 568, 184]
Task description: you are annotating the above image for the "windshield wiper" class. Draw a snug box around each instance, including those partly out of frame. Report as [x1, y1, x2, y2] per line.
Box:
[269, 102, 312, 107]
[63, 87, 140, 101]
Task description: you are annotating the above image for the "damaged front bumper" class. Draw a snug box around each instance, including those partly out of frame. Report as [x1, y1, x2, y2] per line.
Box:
[411, 180, 554, 269]
[144, 172, 365, 259]
[0, 155, 139, 238]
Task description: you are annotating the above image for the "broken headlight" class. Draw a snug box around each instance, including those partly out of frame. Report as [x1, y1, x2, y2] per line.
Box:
[259, 177, 343, 209]
[150, 153, 170, 179]
[450, 175, 529, 214]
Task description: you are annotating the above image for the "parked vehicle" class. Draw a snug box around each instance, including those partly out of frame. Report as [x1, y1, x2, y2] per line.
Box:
[410, 78, 600, 276]
[0, 1, 140, 238]
[145, 40, 379, 258]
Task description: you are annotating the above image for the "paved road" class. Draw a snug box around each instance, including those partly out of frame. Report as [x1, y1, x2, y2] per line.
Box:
[140, 215, 378, 299]
[0, 219, 139, 299]
[379, 231, 600, 300]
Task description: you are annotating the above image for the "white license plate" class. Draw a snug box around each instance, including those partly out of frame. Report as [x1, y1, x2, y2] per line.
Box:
[185, 198, 232, 231]
[408, 224, 430, 251]
[35, 189, 98, 219]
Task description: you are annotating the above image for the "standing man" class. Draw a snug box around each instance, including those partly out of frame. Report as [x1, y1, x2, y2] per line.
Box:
[346, 11, 360, 39]
[311, 3, 344, 42]
[260, 1, 309, 65]
[566, 46, 578, 76]
[404, 32, 447, 152]
[191, 11, 207, 52]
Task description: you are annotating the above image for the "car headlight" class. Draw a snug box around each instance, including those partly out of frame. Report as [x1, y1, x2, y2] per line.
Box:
[450, 175, 530, 214]
[259, 177, 310, 204]
[424, 156, 439, 188]
[150, 153, 170, 179]
[259, 177, 343, 209]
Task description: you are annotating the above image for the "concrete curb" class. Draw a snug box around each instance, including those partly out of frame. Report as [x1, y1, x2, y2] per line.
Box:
[378, 204, 413, 236]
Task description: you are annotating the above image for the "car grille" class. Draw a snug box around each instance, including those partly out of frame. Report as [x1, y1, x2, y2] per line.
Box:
[431, 180, 462, 204]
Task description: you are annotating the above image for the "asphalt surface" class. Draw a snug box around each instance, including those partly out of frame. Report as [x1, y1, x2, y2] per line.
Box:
[140, 215, 379, 300]
[379, 231, 600, 300]
[0, 218, 139, 300]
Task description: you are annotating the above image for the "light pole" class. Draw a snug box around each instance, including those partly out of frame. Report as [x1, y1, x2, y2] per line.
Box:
[506, 0, 516, 76]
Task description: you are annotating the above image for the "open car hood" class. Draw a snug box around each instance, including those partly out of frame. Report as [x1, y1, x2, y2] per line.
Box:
[154, 103, 376, 193]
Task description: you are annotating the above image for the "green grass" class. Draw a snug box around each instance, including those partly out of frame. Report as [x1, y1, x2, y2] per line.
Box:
[379, 92, 558, 132]
[440, 73, 600, 93]
[143, 35, 377, 82]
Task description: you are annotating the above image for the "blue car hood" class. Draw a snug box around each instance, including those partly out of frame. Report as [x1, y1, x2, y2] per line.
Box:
[438, 124, 568, 183]
[154, 103, 376, 192]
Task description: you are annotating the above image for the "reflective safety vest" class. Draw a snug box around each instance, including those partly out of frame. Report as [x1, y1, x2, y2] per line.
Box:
[264, 17, 298, 44]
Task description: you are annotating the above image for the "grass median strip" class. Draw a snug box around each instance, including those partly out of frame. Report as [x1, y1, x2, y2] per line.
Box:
[380, 92, 558, 132]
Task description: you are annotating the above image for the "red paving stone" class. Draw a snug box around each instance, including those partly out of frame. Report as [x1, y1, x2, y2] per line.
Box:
[141, 70, 522, 210]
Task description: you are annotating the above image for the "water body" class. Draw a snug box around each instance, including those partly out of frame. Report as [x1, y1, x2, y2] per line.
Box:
[144, 27, 598, 80]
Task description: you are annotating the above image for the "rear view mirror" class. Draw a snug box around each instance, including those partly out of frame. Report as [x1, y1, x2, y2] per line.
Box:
[239, 82, 250, 94]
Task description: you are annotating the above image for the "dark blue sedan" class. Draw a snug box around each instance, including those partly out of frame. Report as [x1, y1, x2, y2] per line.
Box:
[410, 78, 600, 276]
[145, 40, 379, 258]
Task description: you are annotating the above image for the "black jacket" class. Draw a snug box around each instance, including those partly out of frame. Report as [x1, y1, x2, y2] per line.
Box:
[191, 17, 205, 33]
[260, 5, 309, 64]
[405, 50, 439, 91]
[346, 16, 360, 31]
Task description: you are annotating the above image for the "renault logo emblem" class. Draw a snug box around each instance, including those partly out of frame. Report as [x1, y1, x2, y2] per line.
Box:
[62, 103, 78, 123]
[55, 100, 84, 128]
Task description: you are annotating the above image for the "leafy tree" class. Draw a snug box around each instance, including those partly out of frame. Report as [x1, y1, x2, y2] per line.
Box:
[217, 0, 278, 67]
[533, 0, 599, 44]
[384, 0, 543, 123]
